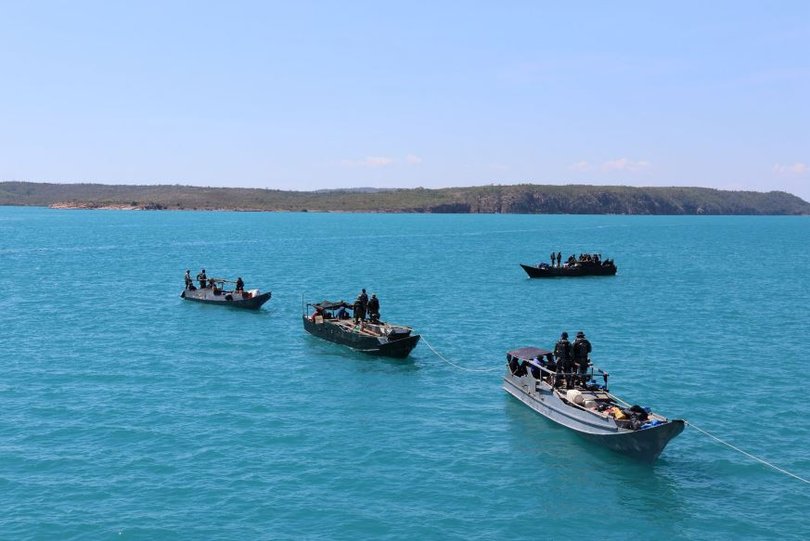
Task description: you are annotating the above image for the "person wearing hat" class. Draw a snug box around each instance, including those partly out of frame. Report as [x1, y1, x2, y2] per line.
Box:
[184, 269, 193, 289]
[197, 268, 207, 289]
[367, 293, 380, 323]
[554, 331, 573, 388]
[573, 331, 592, 386]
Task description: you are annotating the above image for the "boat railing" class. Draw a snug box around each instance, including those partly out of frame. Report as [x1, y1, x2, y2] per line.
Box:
[507, 357, 610, 391]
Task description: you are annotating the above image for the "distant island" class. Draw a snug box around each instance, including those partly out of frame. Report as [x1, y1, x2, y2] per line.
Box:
[1, 181, 808, 215]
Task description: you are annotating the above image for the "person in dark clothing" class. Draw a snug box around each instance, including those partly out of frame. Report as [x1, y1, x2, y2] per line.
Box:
[353, 297, 365, 323]
[550, 252, 555, 266]
[184, 270, 193, 289]
[554, 331, 574, 388]
[572, 331, 592, 386]
[235, 277, 244, 293]
[556, 252, 562, 267]
[355, 289, 368, 322]
[197, 269, 207, 289]
[367, 293, 380, 322]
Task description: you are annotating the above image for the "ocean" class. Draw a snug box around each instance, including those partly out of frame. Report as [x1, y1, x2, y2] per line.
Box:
[1, 206, 808, 540]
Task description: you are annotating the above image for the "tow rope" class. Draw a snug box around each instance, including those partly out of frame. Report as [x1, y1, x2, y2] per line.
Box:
[685, 421, 810, 485]
[421, 336, 500, 373]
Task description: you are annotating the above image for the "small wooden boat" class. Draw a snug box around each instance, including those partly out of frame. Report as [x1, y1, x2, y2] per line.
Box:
[520, 259, 617, 278]
[181, 278, 271, 310]
[302, 300, 420, 358]
[503, 346, 683, 461]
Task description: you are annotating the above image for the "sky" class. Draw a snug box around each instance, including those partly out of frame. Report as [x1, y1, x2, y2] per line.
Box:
[0, 2, 808, 200]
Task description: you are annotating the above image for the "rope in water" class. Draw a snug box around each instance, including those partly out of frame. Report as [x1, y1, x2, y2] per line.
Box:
[685, 421, 810, 485]
[421, 337, 500, 373]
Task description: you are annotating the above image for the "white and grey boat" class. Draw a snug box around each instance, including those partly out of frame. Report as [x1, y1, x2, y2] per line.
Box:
[181, 278, 271, 310]
[503, 346, 684, 461]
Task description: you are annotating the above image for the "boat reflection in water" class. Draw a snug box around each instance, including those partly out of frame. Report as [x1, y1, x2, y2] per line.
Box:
[503, 346, 683, 461]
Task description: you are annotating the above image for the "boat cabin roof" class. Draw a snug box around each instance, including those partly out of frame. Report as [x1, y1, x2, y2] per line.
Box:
[312, 300, 354, 311]
[507, 346, 552, 362]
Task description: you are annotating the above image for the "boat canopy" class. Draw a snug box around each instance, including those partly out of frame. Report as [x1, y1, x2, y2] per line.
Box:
[507, 347, 552, 362]
[312, 300, 354, 311]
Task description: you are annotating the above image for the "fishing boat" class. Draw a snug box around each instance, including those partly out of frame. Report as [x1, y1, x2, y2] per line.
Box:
[302, 300, 420, 358]
[180, 278, 271, 310]
[520, 259, 617, 278]
[503, 346, 684, 461]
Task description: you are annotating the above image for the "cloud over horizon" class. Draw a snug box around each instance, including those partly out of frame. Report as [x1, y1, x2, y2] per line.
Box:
[773, 162, 808, 175]
[340, 155, 423, 168]
[569, 158, 651, 173]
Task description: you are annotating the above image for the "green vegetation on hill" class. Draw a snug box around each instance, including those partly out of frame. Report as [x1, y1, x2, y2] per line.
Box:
[1, 181, 808, 214]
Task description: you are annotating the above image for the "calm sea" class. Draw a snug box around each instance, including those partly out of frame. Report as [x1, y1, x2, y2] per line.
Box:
[1, 206, 808, 540]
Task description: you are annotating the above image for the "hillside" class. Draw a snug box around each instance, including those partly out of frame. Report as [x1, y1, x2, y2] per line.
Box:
[1, 181, 808, 215]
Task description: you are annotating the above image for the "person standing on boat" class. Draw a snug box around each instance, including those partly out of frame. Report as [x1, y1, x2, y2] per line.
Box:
[556, 251, 562, 267]
[197, 269, 207, 289]
[355, 289, 368, 322]
[550, 252, 555, 266]
[235, 277, 244, 293]
[367, 293, 380, 323]
[572, 331, 592, 386]
[554, 332, 574, 388]
[184, 269, 193, 289]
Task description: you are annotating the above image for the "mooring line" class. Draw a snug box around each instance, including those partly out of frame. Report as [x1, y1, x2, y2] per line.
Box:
[421, 337, 500, 373]
[686, 421, 810, 485]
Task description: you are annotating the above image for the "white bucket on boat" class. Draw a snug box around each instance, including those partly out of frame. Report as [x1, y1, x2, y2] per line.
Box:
[566, 389, 584, 405]
[583, 399, 596, 409]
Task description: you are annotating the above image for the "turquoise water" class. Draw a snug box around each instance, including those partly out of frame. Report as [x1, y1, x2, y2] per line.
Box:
[1, 207, 809, 540]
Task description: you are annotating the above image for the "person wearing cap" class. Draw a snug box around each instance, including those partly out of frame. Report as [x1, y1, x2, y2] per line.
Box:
[554, 331, 573, 388]
[196, 268, 207, 289]
[184, 269, 193, 289]
[573, 331, 592, 386]
[367, 293, 380, 323]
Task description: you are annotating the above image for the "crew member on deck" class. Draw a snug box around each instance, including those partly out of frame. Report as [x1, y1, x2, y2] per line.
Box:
[184, 269, 193, 289]
[235, 277, 244, 293]
[355, 289, 368, 322]
[556, 252, 562, 267]
[572, 331, 592, 386]
[367, 293, 380, 323]
[197, 269, 207, 289]
[554, 331, 573, 388]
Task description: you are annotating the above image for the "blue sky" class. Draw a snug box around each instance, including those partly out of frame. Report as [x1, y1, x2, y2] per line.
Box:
[1, 2, 808, 200]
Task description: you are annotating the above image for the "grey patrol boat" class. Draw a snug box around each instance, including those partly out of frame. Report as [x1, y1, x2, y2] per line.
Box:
[503, 346, 684, 461]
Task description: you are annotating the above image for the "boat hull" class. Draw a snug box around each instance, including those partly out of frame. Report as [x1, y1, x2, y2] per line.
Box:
[503, 373, 683, 461]
[520, 263, 617, 278]
[181, 289, 271, 310]
[303, 316, 420, 358]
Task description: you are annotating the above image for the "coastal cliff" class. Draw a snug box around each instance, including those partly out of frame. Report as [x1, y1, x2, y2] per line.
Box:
[1, 181, 808, 214]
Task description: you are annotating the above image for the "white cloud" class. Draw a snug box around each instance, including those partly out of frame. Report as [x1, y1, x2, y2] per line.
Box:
[600, 158, 650, 172]
[569, 160, 593, 172]
[340, 156, 395, 168]
[405, 154, 423, 165]
[773, 162, 808, 175]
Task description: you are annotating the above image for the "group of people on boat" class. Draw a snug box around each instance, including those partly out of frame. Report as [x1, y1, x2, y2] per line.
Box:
[547, 252, 613, 268]
[311, 290, 382, 324]
[352, 289, 381, 323]
[184, 269, 245, 294]
[510, 331, 594, 389]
